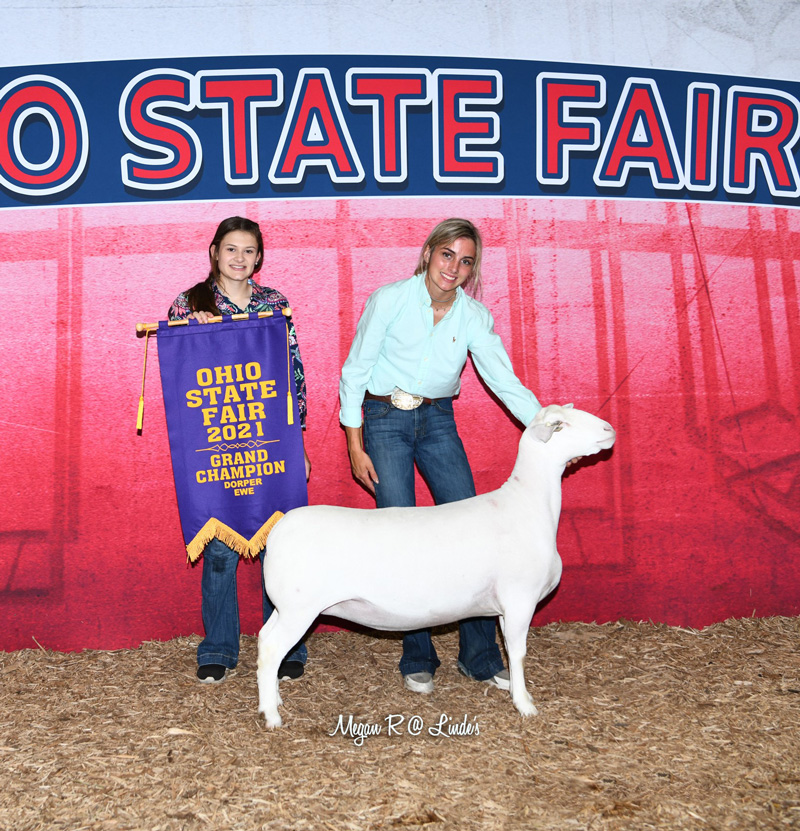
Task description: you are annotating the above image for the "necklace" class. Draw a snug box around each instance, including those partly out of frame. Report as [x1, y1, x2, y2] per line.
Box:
[425, 274, 457, 313]
[430, 295, 455, 312]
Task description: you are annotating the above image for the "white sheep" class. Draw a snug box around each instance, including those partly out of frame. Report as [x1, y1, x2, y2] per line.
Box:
[257, 403, 616, 727]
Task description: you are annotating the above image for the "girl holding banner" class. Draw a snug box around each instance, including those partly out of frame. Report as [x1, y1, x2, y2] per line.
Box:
[168, 216, 311, 684]
[339, 217, 542, 695]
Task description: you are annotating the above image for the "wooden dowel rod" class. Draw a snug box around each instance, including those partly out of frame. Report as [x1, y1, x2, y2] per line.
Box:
[135, 308, 291, 334]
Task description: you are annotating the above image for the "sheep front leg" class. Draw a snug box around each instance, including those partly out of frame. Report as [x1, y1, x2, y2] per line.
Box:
[499, 610, 538, 717]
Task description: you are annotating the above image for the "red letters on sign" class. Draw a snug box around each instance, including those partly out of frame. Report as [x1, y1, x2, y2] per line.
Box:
[197, 70, 282, 185]
[0, 75, 88, 196]
[347, 69, 431, 183]
[595, 78, 684, 190]
[724, 86, 800, 197]
[119, 69, 202, 191]
[269, 69, 364, 185]
[536, 73, 605, 186]
[433, 69, 504, 183]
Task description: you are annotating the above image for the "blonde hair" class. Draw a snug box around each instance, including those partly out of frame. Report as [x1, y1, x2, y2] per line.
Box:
[413, 218, 483, 298]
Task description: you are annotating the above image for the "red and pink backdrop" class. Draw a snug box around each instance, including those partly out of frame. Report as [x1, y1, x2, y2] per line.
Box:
[1, 52, 799, 651]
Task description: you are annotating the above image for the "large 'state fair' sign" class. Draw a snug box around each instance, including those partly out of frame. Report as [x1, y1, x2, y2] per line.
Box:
[1, 54, 798, 208]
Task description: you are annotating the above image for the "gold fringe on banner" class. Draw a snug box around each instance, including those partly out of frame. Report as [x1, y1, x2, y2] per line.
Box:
[185, 511, 285, 563]
[248, 510, 285, 557]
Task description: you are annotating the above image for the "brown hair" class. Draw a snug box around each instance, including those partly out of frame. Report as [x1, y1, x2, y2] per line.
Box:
[185, 216, 265, 314]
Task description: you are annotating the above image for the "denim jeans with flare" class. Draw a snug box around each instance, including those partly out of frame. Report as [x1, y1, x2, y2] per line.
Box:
[362, 397, 504, 681]
[197, 537, 307, 669]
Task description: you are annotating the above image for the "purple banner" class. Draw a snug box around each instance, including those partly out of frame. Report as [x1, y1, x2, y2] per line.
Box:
[157, 313, 308, 561]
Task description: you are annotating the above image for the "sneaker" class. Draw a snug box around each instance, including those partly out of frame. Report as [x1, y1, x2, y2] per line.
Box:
[458, 665, 510, 690]
[486, 669, 510, 690]
[278, 660, 305, 681]
[403, 671, 434, 694]
[197, 664, 227, 683]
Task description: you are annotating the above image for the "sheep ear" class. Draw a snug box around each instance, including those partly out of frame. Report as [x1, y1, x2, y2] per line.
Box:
[563, 403, 574, 409]
[532, 422, 556, 443]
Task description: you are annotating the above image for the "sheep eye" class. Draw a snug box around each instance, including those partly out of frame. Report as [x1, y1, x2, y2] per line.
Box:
[547, 421, 564, 432]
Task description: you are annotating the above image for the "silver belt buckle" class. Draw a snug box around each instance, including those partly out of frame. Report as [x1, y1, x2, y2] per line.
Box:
[390, 386, 424, 410]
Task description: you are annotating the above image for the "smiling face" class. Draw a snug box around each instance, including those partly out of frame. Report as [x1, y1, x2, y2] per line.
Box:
[423, 236, 477, 303]
[210, 230, 260, 294]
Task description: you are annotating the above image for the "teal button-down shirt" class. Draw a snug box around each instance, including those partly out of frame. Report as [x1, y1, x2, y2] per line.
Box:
[339, 272, 541, 428]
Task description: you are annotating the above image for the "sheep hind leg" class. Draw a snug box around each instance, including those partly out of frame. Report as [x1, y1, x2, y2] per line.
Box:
[256, 610, 314, 728]
[499, 610, 538, 717]
[259, 610, 283, 710]
[256, 612, 285, 727]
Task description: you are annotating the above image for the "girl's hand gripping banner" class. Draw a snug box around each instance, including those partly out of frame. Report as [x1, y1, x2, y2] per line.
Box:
[157, 313, 308, 562]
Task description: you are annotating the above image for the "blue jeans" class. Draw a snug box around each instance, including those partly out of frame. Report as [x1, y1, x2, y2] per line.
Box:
[362, 397, 505, 681]
[197, 537, 307, 669]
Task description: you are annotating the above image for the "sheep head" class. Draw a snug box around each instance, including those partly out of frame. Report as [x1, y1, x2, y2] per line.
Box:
[527, 404, 616, 463]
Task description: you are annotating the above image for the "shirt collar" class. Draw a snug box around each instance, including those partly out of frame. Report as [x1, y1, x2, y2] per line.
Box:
[213, 280, 256, 312]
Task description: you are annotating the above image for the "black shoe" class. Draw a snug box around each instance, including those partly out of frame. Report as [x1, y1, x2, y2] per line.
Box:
[278, 660, 305, 680]
[197, 664, 227, 683]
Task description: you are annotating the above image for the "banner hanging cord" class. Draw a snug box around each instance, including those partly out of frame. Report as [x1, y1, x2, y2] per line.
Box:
[285, 321, 294, 426]
[137, 328, 152, 431]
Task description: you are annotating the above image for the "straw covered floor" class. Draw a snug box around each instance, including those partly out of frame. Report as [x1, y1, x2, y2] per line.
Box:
[1, 617, 798, 830]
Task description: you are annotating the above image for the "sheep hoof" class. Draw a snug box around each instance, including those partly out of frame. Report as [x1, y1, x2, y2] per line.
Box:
[260, 709, 283, 729]
[515, 699, 539, 718]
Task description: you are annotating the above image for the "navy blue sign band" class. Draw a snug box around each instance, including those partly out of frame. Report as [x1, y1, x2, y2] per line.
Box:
[1, 54, 798, 208]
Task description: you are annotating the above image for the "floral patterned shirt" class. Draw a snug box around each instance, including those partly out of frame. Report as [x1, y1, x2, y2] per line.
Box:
[168, 281, 307, 429]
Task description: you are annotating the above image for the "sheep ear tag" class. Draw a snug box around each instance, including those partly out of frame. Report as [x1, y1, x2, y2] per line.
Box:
[532, 422, 556, 443]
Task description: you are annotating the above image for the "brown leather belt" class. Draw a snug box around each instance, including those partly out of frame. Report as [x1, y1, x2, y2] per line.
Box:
[364, 391, 439, 406]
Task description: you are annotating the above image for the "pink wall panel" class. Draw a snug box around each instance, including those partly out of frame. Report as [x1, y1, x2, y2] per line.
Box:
[1, 197, 798, 652]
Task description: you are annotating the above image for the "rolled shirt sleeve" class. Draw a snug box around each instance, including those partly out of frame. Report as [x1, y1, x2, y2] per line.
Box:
[466, 302, 541, 426]
[339, 289, 393, 428]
